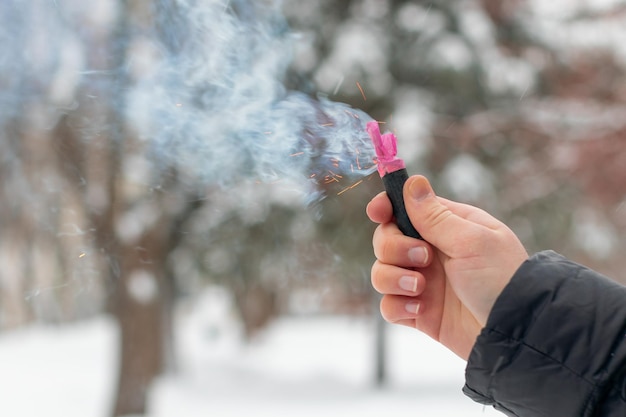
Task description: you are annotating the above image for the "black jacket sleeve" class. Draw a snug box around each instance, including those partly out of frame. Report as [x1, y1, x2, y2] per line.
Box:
[463, 251, 626, 417]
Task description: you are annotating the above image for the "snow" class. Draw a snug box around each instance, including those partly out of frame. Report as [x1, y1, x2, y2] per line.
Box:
[0, 291, 502, 417]
[0, 319, 117, 417]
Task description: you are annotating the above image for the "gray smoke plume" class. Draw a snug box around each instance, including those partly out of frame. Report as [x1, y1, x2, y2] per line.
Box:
[0, 0, 377, 201]
[128, 0, 377, 198]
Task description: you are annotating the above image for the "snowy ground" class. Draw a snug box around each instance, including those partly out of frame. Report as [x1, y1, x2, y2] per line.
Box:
[0, 289, 501, 417]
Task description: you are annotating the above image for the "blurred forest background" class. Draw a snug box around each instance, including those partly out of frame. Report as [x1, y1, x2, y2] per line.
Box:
[1, 0, 626, 416]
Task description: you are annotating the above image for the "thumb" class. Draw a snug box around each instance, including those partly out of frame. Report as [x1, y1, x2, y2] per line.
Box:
[404, 175, 475, 255]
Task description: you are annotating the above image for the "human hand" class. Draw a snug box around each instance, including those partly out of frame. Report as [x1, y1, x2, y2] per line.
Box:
[367, 175, 528, 359]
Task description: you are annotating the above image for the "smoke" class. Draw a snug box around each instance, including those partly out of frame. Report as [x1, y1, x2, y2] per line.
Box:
[0, 1, 69, 126]
[0, 0, 378, 202]
[127, 0, 377, 199]
[0, 0, 381, 321]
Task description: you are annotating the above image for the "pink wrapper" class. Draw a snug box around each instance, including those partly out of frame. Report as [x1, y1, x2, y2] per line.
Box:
[366, 121, 406, 177]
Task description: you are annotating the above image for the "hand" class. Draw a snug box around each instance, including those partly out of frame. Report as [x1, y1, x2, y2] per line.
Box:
[367, 175, 528, 359]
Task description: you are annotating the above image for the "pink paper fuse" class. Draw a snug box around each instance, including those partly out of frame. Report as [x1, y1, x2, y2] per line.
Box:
[366, 121, 406, 176]
[367, 121, 422, 240]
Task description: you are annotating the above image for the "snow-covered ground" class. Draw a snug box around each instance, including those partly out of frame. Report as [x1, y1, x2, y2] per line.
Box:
[0, 288, 501, 417]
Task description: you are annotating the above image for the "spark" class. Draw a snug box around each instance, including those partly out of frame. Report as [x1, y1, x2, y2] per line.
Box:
[261, 179, 283, 185]
[78, 69, 116, 75]
[290, 152, 304, 157]
[344, 110, 360, 119]
[337, 180, 364, 196]
[520, 84, 530, 101]
[321, 123, 334, 127]
[24, 282, 73, 300]
[353, 146, 362, 163]
[57, 224, 91, 237]
[79, 253, 86, 258]
[333, 75, 345, 95]
[356, 82, 367, 101]
[324, 169, 343, 184]
[421, 4, 432, 26]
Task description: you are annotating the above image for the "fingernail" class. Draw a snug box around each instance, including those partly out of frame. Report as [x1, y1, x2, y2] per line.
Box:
[408, 177, 432, 202]
[399, 275, 418, 292]
[405, 302, 420, 315]
[408, 246, 428, 265]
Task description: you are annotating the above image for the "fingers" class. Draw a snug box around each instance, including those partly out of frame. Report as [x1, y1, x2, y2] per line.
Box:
[372, 223, 431, 268]
[371, 261, 426, 296]
[366, 191, 393, 224]
[377, 281, 447, 345]
[379, 294, 421, 324]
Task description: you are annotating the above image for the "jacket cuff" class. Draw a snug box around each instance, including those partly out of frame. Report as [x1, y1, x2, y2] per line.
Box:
[463, 250, 626, 416]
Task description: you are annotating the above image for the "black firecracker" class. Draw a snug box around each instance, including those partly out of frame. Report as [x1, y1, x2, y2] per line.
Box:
[382, 168, 422, 240]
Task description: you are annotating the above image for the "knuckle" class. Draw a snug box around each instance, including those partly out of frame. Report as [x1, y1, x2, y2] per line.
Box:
[378, 238, 397, 263]
[372, 225, 384, 257]
[370, 262, 384, 293]
[422, 204, 452, 230]
[372, 224, 398, 262]
[379, 296, 394, 322]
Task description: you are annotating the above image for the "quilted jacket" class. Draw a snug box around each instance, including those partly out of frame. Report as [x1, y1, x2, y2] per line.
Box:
[463, 251, 626, 416]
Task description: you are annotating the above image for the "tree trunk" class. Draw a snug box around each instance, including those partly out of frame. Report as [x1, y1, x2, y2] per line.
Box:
[232, 282, 278, 340]
[111, 227, 170, 417]
[374, 296, 387, 387]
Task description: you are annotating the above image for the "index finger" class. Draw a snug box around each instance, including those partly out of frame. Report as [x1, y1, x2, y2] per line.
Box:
[366, 191, 393, 224]
[372, 222, 431, 268]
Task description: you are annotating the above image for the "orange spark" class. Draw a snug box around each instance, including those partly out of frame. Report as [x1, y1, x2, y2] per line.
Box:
[328, 170, 343, 179]
[356, 82, 367, 101]
[290, 152, 304, 157]
[344, 110, 360, 119]
[337, 179, 364, 196]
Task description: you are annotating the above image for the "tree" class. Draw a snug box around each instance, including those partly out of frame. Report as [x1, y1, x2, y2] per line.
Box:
[48, 1, 211, 414]
[1, 0, 381, 413]
[283, 0, 626, 277]
[2, 1, 626, 414]
[0, 1, 208, 414]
